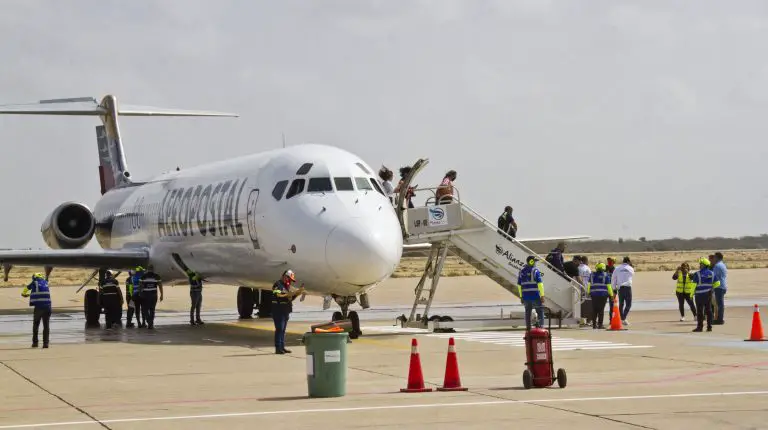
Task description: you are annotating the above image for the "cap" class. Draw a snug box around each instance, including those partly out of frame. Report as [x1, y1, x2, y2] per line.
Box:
[284, 270, 296, 281]
[596, 263, 606, 271]
[699, 257, 711, 267]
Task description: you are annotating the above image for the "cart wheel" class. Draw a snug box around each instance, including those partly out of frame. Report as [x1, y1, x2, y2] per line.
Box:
[557, 368, 567, 388]
[522, 369, 533, 389]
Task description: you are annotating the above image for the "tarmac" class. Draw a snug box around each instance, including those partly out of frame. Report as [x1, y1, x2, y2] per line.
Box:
[1, 270, 768, 429]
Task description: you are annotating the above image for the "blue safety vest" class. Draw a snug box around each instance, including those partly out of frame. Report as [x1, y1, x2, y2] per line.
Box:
[132, 272, 144, 295]
[518, 266, 543, 300]
[28, 279, 52, 309]
[694, 269, 715, 295]
[589, 271, 611, 296]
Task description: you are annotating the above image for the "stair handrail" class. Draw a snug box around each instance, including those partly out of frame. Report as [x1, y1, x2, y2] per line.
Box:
[457, 201, 585, 304]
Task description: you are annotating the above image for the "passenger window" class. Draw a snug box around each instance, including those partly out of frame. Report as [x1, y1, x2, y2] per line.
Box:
[355, 177, 373, 190]
[286, 179, 305, 199]
[308, 177, 333, 192]
[355, 162, 371, 174]
[296, 163, 313, 175]
[369, 178, 385, 195]
[272, 180, 289, 200]
[334, 177, 354, 191]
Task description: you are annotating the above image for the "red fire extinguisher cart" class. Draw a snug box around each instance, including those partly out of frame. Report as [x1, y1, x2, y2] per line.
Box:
[522, 318, 566, 389]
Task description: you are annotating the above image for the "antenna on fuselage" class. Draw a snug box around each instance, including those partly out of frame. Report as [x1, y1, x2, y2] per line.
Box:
[282, 132, 286, 148]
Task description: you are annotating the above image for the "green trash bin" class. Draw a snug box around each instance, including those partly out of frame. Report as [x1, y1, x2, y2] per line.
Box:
[304, 331, 349, 398]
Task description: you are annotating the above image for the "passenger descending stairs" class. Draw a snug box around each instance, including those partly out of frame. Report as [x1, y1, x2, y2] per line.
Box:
[401, 200, 584, 324]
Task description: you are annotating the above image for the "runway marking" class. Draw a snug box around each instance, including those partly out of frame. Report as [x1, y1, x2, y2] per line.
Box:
[362, 327, 654, 351]
[1, 390, 766, 429]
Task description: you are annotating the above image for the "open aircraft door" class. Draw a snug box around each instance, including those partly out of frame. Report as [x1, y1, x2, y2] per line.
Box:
[395, 158, 429, 239]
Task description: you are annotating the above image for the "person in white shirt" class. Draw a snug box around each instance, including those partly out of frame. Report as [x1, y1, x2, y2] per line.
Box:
[577, 256, 593, 325]
[378, 166, 395, 204]
[611, 256, 635, 326]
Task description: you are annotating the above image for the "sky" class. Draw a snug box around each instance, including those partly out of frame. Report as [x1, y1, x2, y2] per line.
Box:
[1, 0, 767, 248]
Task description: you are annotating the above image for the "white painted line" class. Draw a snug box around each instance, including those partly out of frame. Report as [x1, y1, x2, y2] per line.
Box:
[1, 391, 766, 429]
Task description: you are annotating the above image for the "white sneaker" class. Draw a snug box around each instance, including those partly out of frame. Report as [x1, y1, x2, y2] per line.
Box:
[622, 320, 629, 326]
[680, 316, 686, 322]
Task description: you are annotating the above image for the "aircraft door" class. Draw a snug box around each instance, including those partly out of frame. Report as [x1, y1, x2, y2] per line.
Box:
[395, 158, 429, 239]
[246, 189, 261, 250]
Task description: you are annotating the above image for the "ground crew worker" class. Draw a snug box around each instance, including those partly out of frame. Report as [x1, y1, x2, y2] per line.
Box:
[139, 266, 163, 330]
[99, 271, 123, 329]
[271, 270, 304, 354]
[587, 263, 614, 329]
[606, 258, 616, 320]
[712, 252, 728, 325]
[672, 262, 696, 321]
[124, 270, 136, 328]
[21, 273, 52, 348]
[690, 258, 720, 332]
[517, 256, 545, 331]
[187, 269, 204, 326]
[132, 266, 146, 328]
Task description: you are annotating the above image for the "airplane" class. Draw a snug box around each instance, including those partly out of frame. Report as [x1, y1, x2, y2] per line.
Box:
[0, 94, 587, 338]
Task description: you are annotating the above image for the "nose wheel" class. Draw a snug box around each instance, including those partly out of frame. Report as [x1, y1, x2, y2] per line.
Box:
[332, 296, 362, 339]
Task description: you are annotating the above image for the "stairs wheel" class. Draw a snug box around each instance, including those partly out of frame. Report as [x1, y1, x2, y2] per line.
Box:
[428, 315, 441, 322]
[439, 316, 453, 322]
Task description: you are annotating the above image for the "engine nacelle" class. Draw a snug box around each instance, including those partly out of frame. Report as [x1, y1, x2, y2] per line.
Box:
[41, 202, 96, 249]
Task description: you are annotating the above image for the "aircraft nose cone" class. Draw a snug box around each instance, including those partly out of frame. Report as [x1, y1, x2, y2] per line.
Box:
[326, 217, 403, 286]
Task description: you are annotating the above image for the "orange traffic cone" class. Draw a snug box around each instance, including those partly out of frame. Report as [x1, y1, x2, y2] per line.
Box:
[400, 338, 433, 392]
[437, 337, 468, 392]
[607, 296, 625, 331]
[745, 304, 767, 342]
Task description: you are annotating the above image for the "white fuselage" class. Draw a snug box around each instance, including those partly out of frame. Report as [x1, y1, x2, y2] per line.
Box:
[91, 144, 403, 296]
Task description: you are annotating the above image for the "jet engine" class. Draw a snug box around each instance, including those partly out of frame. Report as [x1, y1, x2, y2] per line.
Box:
[41, 202, 96, 249]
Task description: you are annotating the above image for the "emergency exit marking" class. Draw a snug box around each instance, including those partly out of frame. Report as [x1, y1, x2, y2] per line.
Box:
[306, 353, 314, 376]
[324, 350, 341, 363]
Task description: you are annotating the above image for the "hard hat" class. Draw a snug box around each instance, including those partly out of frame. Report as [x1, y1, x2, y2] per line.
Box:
[596, 262, 606, 271]
[105, 270, 113, 277]
[699, 258, 711, 267]
[135, 266, 144, 272]
[284, 269, 296, 281]
[32, 273, 44, 280]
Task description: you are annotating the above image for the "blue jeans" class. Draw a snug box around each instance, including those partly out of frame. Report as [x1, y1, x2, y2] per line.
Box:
[272, 310, 289, 350]
[714, 288, 726, 322]
[523, 298, 544, 330]
[618, 286, 632, 320]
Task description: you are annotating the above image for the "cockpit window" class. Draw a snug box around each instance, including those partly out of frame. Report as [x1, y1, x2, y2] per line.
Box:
[369, 178, 385, 195]
[355, 162, 371, 174]
[272, 180, 289, 201]
[334, 177, 354, 191]
[296, 163, 313, 175]
[355, 177, 373, 190]
[286, 178, 305, 199]
[308, 177, 333, 192]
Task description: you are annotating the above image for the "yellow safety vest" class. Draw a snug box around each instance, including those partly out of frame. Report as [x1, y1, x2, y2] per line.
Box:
[676, 273, 696, 294]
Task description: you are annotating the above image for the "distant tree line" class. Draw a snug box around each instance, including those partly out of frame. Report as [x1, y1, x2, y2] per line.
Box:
[525, 234, 768, 254]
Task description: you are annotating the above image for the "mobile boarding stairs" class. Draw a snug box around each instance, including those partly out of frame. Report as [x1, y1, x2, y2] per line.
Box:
[394, 159, 586, 332]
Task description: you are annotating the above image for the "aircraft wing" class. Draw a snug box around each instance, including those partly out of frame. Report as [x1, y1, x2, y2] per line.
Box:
[401, 235, 590, 258]
[0, 249, 149, 271]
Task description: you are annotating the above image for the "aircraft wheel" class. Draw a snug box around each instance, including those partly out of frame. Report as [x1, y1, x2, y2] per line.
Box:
[522, 369, 533, 390]
[84, 289, 100, 328]
[349, 311, 361, 339]
[237, 287, 254, 319]
[331, 311, 343, 322]
[557, 368, 567, 388]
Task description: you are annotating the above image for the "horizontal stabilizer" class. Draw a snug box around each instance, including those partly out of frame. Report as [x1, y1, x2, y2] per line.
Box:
[0, 97, 238, 117]
[0, 249, 149, 270]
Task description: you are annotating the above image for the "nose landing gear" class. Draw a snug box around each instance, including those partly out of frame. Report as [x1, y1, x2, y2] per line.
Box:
[331, 295, 362, 339]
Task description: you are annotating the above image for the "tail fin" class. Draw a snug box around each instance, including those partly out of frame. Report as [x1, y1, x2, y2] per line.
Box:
[0, 95, 238, 192]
